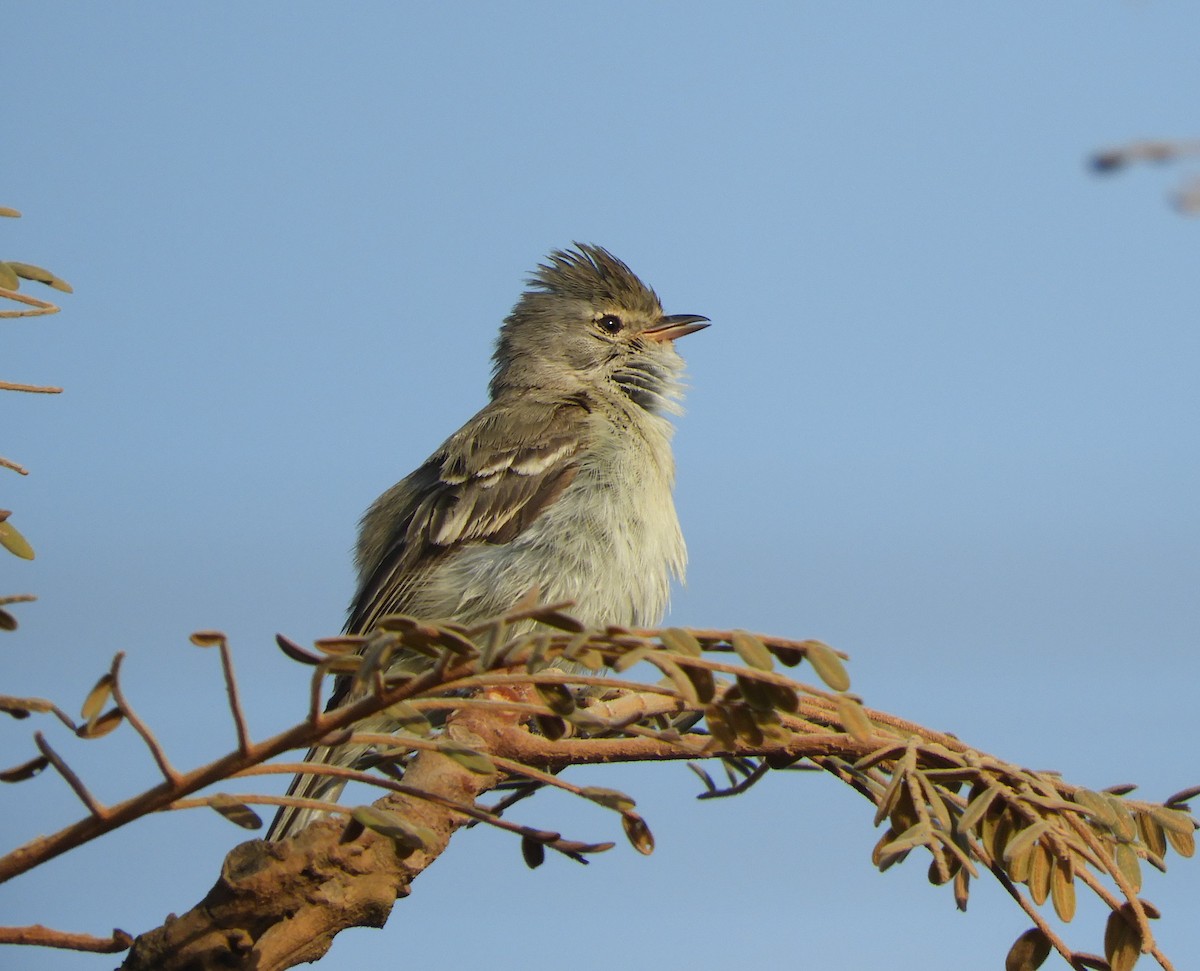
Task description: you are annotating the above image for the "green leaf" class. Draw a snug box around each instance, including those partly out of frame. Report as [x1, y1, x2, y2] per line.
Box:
[805, 640, 850, 691]
[957, 784, 1000, 836]
[1050, 855, 1076, 922]
[6, 261, 73, 293]
[835, 695, 873, 741]
[0, 521, 35, 560]
[80, 673, 114, 722]
[1103, 908, 1142, 971]
[659, 627, 702, 657]
[730, 631, 773, 670]
[1114, 843, 1141, 892]
[0, 262, 19, 290]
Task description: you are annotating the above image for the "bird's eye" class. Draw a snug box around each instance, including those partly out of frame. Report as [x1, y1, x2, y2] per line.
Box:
[597, 314, 624, 335]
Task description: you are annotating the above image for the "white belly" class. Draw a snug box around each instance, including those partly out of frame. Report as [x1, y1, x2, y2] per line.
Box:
[420, 408, 685, 628]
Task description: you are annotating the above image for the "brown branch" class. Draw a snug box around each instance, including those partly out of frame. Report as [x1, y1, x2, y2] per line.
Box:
[0, 380, 62, 393]
[216, 636, 252, 754]
[0, 455, 29, 474]
[34, 732, 107, 819]
[109, 653, 181, 785]
[0, 923, 133, 953]
[0, 287, 60, 318]
[121, 714, 505, 971]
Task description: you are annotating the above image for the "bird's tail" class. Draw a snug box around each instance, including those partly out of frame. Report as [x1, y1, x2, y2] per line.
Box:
[266, 740, 356, 841]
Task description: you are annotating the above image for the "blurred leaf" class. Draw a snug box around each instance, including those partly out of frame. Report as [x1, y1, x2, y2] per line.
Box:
[0, 262, 19, 290]
[1074, 789, 1118, 828]
[880, 820, 931, 863]
[76, 708, 122, 739]
[1050, 854, 1076, 922]
[730, 631, 773, 670]
[275, 633, 323, 665]
[660, 627, 702, 657]
[726, 703, 763, 746]
[1003, 821, 1048, 866]
[1104, 795, 1138, 842]
[313, 636, 367, 655]
[0, 521, 35, 560]
[1147, 805, 1195, 836]
[81, 673, 114, 722]
[1005, 928, 1052, 971]
[0, 607, 17, 631]
[0, 755, 49, 782]
[835, 695, 873, 741]
[533, 609, 585, 633]
[534, 713, 566, 741]
[683, 663, 716, 704]
[0, 695, 53, 718]
[438, 743, 495, 775]
[383, 701, 431, 736]
[520, 834, 545, 869]
[1103, 908, 1142, 971]
[1164, 785, 1200, 808]
[350, 806, 435, 852]
[735, 674, 772, 711]
[1163, 822, 1195, 858]
[953, 866, 970, 911]
[1027, 842, 1051, 905]
[1136, 812, 1167, 860]
[209, 794, 263, 830]
[958, 784, 1000, 835]
[1115, 843, 1142, 892]
[769, 643, 805, 667]
[610, 643, 650, 672]
[0, 206, 21, 218]
[704, 704, 735, 748]
[580, 786, 636, 813]
[6, 261, 73, 293]
[535, 682, 575, 716]
[805, 641, 850, 692]
[189, 630, 226, 649]
[621, 812, 654, 855]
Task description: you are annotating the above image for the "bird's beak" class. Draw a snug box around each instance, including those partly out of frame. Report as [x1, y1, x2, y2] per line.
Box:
[642, 314, 711, 342]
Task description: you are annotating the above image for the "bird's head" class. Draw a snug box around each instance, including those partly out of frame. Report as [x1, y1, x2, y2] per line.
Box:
[490, 243, 708, 413]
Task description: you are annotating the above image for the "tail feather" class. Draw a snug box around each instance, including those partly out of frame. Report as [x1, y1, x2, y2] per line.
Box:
[266, 742, 350, 840]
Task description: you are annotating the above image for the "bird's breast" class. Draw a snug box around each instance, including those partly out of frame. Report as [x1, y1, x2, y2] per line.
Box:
[421, 407, 685, 629]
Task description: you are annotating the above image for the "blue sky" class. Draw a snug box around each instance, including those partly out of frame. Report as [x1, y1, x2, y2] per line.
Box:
[4, 4, 1199, 969]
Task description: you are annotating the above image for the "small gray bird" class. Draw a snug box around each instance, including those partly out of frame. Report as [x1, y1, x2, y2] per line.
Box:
[268, 243, 707, 839]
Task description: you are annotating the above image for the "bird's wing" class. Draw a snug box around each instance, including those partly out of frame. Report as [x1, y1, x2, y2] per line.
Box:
[344, 394, 589, 635]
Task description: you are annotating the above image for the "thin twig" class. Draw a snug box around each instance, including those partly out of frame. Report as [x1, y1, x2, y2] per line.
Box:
[34, 732, 107, 819]
[216, 637, 252, 754]
[0, 380, 62, 393]
[0, 455, 29, 474]
[0, 923, 132, 953]
[0, 288, 59, 318]
[108, 653, 180, 785]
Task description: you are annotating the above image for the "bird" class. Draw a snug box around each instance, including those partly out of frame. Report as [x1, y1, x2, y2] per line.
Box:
[267, 243, 708, 840]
